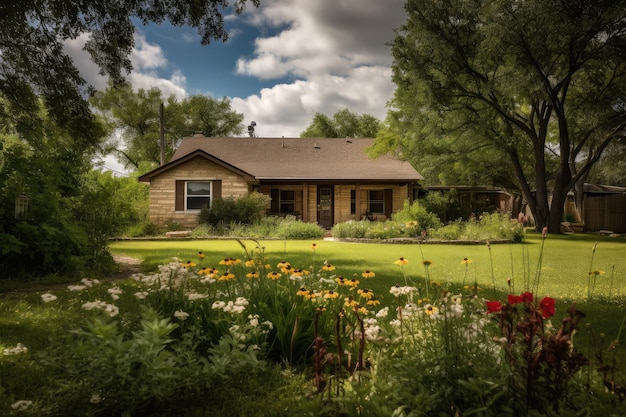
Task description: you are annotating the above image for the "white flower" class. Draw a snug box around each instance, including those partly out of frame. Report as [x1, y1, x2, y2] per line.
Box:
[389, 285, 418, 297]
[212, 300, 226, 310]
[3, 343, 28, 356]
[188, 292, 208, 301]
[104, 304, 119, 317]
[41, 293, 57, 303]
[11, 400, 33, 410]
[234, 297, 249, 306]
[248, 314, 259, 327]
[376, 307, 389, 318]
[261, 320, 274, 330]
[134, 291, 149, 300]
[67, 285, 87, 291]
[389, 319, 402, 328]
[174, 310, 189, 320]
[90, 393, 102, 404]
[289, 274, 303, 282]
[81, 278, 100, 287]
[200, 277, 216, 284]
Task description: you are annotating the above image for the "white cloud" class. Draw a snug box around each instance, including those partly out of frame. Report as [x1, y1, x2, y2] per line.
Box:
[230, 0, 405, 137]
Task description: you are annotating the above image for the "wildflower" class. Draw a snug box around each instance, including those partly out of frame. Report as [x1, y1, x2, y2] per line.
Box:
[197, 251, 205, 259]
[198, 267, 218, 276]
[235, 297, 249, 306]
[292, 268, 309, 276]
[486, 300, 502, 313]
[451, 294, 462, 305]
[223, 301, 246, 314]
[422, 260, 432, 266]
[246, 271, 259, 279]
[335, 276, 346, 285]
[90, 393, 102, 404]
[461, 258, 472, 265]
[376, 307, 389, 318]
[389, 285, 417, 297]
[361, 270, 375, 278]
[134, 291, 149, 299]
[507, 294, 523, 305]
[41, 293, 57, 303]
[345, 278, 360, 288]
[356, 306, 368, 314]
[406, 220, 418, 227]
[80, 278, 100, 287]
[219, 258, 234, 266]
[174, 310, 189, 320]
[539, 297, 556, 318]
[107, 286, 123, 300]
[218, 272, 236, 281]
[212, 300, 226, 310]
[424, 304, 439, 316]
[394, 257, 409, 265]
[322, 263, 336, 272]
[267, 271, 282, 280]
[245, 259, 256, 267]
[67, 285, 87, 291]
[296, 288, 311, 298]
[277, 260, 290, 269]
[11, 400, 33, 411]
[188, 293, 208, 301]
[357, 288, 374, 300]
[344, 298, 359, 309]
[520, 291, 533, 304]
[3, 343, 28, 356]
[311, 243, 318, 250]
[430, 280, 441, 287]
[181, 260, 197, 268]
[281, 264, 294, 274]
[367, 298, 381, 306]
[323, 290, 339, 299]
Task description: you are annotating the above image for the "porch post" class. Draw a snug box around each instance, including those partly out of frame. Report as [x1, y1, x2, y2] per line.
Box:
[302, 183, 309, 222]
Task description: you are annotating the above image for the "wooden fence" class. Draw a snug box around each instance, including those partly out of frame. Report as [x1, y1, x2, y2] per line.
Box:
[584, 193, 626, 233]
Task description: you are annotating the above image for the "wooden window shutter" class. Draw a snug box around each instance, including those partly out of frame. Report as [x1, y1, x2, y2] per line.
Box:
[212, 180, 222, 200]
[270, 189, 279, 213]
[175, 180, 185, 211]
[384, 189, 393, 218]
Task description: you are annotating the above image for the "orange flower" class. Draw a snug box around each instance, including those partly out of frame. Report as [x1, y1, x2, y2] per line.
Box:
[361, 270, 375, 278]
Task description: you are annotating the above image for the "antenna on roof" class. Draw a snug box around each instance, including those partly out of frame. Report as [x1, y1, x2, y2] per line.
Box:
[247, 121, 257, 137]
[282, 136, 285, 148]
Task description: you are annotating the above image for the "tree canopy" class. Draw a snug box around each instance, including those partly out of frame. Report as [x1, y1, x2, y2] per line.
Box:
[300, 109, 381, 138]
[91, 83, 244, 171]
[377, 0, 626, 232]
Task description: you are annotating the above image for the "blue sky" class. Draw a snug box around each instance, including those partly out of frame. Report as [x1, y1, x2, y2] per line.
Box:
[66, 0, 407, 172]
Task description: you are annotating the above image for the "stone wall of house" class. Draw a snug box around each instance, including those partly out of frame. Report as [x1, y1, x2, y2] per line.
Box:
[149, 157, 249, 229]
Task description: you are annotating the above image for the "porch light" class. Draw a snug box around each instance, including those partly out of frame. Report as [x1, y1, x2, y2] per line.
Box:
[15, 193, 29, 218]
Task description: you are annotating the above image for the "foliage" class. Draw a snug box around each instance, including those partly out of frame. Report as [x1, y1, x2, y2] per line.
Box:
[91, 84, 245, 170]
[199, 192, 270, 227]
[195, 214, 324, 240]
[331, 220, 371, 239]
[300, 108, 381, 138]
[2, 236, 626, 416]
[392, 200, 443, 231]
[379, 0, 626, 233]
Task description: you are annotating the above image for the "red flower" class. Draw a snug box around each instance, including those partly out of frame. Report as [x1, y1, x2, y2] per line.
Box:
[539, 297, 556, 318]
[486, 300, 503, 313]
[520, 291, 533, 304]
[507, 294, 523, 305]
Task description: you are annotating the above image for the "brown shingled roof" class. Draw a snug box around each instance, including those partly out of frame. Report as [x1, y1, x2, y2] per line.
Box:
[140, 135, 422, 182]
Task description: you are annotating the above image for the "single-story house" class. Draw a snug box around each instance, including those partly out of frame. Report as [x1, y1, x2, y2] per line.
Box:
[138, 135, 423, 229]
[415, 185, 514, 221]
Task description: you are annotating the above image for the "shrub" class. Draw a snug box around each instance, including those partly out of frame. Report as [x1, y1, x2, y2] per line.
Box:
[275, 216, 324, 239]
[331, 220, 371, 238]
[430, 222, 463, 240]
[392, 200, 442, 231]
[364, 221, 404, 239]
[200, 192, 270, 227]
[419, 188, 461, 222]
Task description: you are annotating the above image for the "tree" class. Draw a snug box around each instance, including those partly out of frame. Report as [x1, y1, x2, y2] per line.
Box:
[0, 0, 258, 276]
[91, 83, 244, 170]
[380, 0, 626, 232]
[300, 109, 382, 138]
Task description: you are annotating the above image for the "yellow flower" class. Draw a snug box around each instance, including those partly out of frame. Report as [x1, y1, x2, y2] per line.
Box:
[394, 257, 409, 265]
[264, 263, 271, 269]
[181, 261, 197, 268]
[344, 298, 359, 308]
[367, 299, 380, 306]
[197, 252, 205, 259]
[323, 290, 339, 299]
[218, 272, 235, 281]
[296, 288, 312, 298]
[230, 258, 241, 265]
[267, 271, 282, 280]
[277, 260, 290, 269]
[322, 263, 336, 272]
[406, 221, 418, 227]
[356, 306, 368, 314]
[219, 258, 232, 266]
[422, 260, 432, 266]
[424, 304, 439, 315]
[281, 264, 294, 274]
[461, 258, 472, 265]
[292, 268, 308, 277]
[345, 278, 359, 288]
[430, 280, 441, 288]
[361, 270, 375, 278]
[357, 288, 374, 300]
[246, 272, 259, 279]
[311, 243, 318, 250]
[335, 276, 346, 285]
[245, 259, 256, 267]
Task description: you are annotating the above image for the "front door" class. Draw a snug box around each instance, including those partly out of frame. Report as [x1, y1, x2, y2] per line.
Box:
[317, 186, 334, 228]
